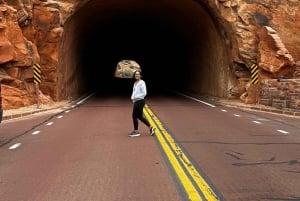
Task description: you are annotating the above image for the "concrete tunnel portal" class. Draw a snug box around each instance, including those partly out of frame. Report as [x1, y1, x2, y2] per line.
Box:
[59, 0, 230, 100]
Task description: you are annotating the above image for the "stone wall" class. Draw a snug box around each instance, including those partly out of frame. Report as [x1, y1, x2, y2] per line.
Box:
[260, 79, 300, 111]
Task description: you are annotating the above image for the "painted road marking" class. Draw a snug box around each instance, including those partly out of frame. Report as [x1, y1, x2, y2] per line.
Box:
[46, 122, 53, 126]
[144, 105, 220, 201]
[9, 143, 22, 150]
[76, 92, 96, 105]
[32, 131, 41, 135]
[252, 121, 262, 124]
[57, 115, 63, 119]
[176, 92, 216, 108]
[277, 130, 289, 135]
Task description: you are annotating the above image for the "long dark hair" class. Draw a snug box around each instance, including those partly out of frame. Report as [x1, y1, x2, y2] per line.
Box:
[132, 70, 143, 81]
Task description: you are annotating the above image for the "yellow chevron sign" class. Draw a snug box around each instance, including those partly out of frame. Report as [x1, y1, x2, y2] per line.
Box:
[33, 63, 41, 84]
[250, 64, 259, 85]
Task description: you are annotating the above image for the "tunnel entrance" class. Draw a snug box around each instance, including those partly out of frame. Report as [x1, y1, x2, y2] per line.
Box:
[59, 0, 230, 100]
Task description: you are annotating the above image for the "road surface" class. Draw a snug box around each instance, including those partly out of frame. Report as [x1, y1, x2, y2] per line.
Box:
[0, 92, 299, 201]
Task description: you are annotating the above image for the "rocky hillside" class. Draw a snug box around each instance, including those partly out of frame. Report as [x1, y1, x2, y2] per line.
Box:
[0, 0, 299, 109]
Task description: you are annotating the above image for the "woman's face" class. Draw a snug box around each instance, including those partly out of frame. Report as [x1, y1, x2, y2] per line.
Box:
[134, 72, 141, 80]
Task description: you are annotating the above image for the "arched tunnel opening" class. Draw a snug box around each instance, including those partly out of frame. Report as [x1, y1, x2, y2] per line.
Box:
[59, 1, 230, 100]
[80, 15, 193, 94]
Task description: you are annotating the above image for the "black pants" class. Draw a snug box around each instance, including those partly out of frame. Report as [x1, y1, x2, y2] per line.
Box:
[132, 99, 150, 130]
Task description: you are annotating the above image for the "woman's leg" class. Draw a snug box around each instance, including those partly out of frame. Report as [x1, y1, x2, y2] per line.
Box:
[132, 100, 155, 136]
[132, 101, 140, 130]
[136, 100, 150, 127]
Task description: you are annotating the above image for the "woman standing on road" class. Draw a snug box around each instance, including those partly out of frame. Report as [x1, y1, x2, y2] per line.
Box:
[128, 70, 155, 137]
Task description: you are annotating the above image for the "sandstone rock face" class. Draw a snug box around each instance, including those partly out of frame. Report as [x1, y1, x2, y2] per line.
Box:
[258, 26, 295, 79]
[0, 0, 72, 109]
[207, 0, 300, 105]
[0, 0, 299, 110]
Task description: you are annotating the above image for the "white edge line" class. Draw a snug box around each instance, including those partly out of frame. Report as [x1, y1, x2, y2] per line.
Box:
[176, 92, 216, 108]
[76, 92, 96, 105]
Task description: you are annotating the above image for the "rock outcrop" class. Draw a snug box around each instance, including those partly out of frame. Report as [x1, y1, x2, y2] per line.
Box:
[0, 0, 299, 109]
[211, 0, 299, 104]
[0, 0, 72, 109]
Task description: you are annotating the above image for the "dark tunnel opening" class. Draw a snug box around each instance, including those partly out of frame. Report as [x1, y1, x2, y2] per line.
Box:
[59, 1, 230, 100]
[79, 14, 192, 95]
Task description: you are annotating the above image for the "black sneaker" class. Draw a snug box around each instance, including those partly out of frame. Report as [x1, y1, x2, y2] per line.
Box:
[150, 127, 156, 136]
[128, 131, 141, 137]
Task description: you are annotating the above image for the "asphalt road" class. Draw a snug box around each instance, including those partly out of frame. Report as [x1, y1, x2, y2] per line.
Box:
[0, 92, 299, 201]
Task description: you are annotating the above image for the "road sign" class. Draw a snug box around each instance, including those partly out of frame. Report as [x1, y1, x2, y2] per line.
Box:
[250, 64, 259, 84]
[33, 63, 41, 84]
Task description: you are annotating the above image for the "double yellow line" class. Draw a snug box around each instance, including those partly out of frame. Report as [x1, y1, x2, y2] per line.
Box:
[144, 105, 220, 201]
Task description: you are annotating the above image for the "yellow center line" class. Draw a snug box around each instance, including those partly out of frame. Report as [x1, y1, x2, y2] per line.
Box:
[144, 105, 220, 201]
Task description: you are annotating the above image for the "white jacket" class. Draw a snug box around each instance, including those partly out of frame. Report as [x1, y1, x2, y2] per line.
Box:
[131, 80, 147, 102]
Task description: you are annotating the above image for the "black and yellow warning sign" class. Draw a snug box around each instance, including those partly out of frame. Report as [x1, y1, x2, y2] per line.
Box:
[250, 64, 259, 85]
[33, 63, 41, 84]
